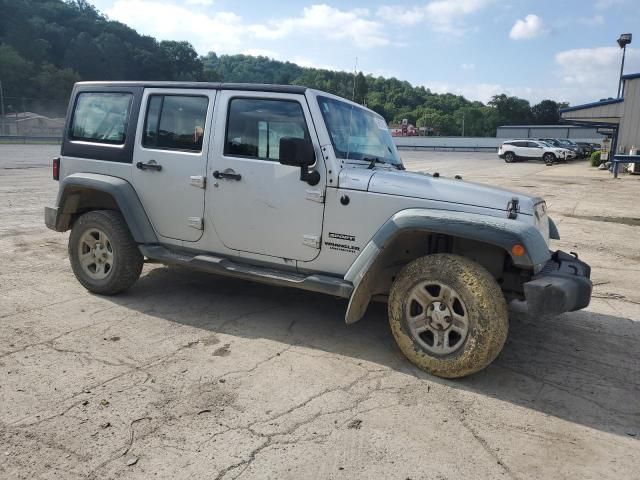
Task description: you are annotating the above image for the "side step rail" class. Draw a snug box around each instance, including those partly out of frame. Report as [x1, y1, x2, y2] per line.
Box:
[139, 245, 353, 299]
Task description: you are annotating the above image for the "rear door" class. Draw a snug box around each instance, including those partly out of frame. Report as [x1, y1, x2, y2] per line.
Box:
[511, 141, 527, 157]
[526, 141, 544, 159]
[132, 89, 216, 242]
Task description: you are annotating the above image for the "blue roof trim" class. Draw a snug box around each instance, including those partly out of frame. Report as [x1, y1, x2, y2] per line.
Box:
[559, 98, 624, 113]
[621, 72, 640, 80]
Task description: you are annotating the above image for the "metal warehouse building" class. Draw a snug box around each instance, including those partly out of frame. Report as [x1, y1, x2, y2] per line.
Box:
[495, 125, 603, 141]
[560, 72, 640, 156]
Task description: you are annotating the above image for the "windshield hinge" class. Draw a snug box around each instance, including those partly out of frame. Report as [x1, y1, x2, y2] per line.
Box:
[305, 189, 325, 203]
[507, 197, 520, 219]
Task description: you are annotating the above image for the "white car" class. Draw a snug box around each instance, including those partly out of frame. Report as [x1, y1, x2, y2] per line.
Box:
[499, 140, 568, 165]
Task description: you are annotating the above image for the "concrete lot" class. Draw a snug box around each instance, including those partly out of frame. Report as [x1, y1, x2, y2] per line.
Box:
[1, 145, 639, 479]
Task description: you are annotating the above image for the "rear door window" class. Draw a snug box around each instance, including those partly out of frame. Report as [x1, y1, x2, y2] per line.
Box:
[142, 95, 209, 152]
[70, 92, 133, 144]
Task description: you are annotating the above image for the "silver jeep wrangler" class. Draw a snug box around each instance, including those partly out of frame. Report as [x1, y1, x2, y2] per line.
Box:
[45, 81, 592, 378]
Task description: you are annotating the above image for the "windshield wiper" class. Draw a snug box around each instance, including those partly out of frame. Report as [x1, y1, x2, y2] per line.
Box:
[364, 156, 405, 170]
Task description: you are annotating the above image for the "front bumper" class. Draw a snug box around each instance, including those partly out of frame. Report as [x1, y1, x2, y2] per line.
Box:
[523, 250, 592, 316]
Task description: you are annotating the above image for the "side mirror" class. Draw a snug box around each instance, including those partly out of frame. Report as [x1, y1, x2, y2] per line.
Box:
[279, 137, 320, 186]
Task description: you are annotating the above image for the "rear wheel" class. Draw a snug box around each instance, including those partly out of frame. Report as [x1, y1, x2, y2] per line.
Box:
[504, 152, 515, 163]
[69, 210, 143, 295]
[388, 254, 508, 378]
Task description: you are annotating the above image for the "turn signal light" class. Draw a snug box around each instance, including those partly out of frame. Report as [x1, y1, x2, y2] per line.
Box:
[52, 157, 60, 181]
[511, 244, 526, 257]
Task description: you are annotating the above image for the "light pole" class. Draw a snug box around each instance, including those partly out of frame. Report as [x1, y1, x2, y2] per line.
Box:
[617, 33, 632, 98]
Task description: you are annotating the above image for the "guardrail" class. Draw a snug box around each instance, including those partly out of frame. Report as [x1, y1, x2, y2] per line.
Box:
[0, 135, 62, 144]
[396, 145, 498, 152]
[393, 136, 500, 152]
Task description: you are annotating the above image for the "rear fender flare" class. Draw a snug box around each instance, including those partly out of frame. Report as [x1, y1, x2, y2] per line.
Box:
[52, 173, 157, 244]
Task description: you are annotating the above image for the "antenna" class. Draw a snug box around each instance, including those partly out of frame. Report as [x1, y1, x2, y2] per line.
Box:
[352, 56, 358, 101]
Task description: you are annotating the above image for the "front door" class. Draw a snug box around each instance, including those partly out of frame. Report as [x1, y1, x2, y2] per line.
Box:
[207, 91, 325, 262]
[132, 89, 215, 242]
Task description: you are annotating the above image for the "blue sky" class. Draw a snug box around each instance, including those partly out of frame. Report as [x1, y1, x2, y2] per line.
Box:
[90, 0, 640, 105]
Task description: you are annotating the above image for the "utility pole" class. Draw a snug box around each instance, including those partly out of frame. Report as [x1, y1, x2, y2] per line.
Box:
[462, 112, 465, 137]
[352, 57, 358, 101]
[0, 81, 5, 136]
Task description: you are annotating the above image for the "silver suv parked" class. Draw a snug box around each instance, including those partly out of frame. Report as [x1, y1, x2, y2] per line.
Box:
[45, 82, 592, 378]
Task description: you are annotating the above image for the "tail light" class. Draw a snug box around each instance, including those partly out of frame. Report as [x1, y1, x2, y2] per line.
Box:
[52, 157, 60, 181]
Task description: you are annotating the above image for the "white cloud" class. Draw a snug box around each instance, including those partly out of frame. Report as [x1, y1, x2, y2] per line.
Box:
[461, 63, 475, 70]
[241, 48, 280, 59]
[595, 0, 625, 10]
[555, 46, 640, 99]
[577, 15, 604, 25]
[426, 45, 640, 106]
[292, 57, 343, 71]
[377, 0, 492, 33]
[249, 5, 389, 48]
[106, 1, 246, 53]
[509, 14, 547, 40]
[106, 1, 389, 54]
[425, 0, 493, 32]
[376, 5, 427, 26]
[184, 0, 214, 5]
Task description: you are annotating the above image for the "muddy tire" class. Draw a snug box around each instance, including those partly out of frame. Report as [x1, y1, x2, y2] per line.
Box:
[69, 210, 143, 295]
[388, 254, 508, 378]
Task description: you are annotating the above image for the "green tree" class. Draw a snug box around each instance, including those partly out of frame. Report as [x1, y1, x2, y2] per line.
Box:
[488, 94, 532, 125]
[159, 40, 203, 80]
[531, 99, 560, 124]
[354, 71, 367, 104]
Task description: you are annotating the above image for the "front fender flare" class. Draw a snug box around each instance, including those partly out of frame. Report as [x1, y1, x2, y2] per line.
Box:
[343, 208, 551, 324]
[48, 173, 157, 244]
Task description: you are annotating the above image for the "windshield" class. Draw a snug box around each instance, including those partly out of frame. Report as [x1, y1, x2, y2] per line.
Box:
[558, 139, 575, 147]
[317, 96, 403, 167]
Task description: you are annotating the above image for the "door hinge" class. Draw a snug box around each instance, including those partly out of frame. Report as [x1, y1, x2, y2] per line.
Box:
[303, 234, 321, 249]
[188, 217, 204, 230]
[190, 175, 206, 188]
[305, 189, 325, 203]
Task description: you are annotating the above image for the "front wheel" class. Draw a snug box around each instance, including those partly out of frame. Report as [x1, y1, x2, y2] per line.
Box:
[388, 254, 508, 378]
[69, 210, 143, 295]
[504, 152, 515, 163]
[543, 153, 556, 165]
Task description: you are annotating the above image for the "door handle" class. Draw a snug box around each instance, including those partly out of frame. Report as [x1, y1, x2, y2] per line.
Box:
[213, 170, 241, 181]
[136, 161, 162, 171]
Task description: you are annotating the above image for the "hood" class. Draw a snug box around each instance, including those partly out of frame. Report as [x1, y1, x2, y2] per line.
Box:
[347, 168, 542, 215]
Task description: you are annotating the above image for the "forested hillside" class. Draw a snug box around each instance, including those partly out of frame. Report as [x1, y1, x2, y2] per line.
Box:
[0, 0, 567, 135]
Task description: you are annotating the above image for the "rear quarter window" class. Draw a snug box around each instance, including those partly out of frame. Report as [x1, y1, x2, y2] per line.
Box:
[70, 92, 133, 144]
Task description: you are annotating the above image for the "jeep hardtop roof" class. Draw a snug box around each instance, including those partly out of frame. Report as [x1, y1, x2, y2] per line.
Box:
[75, 81, 307, 95]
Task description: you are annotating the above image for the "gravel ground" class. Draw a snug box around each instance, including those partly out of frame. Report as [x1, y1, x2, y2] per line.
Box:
[1, 145, 639, 479]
